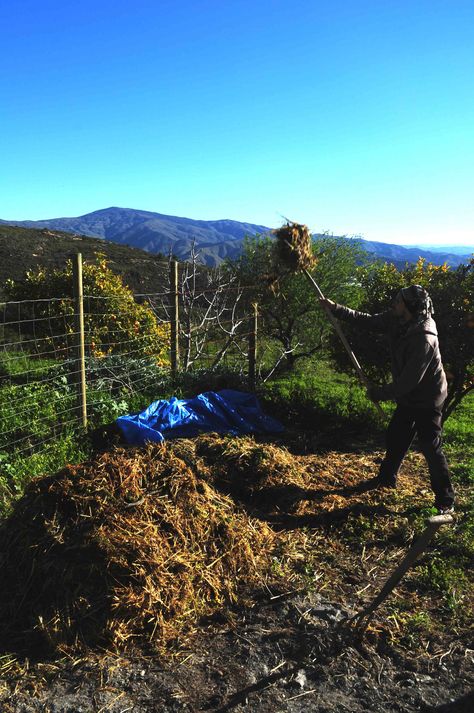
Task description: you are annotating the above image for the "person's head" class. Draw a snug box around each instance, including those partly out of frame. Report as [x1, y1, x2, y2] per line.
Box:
[392, 285, 433, 321]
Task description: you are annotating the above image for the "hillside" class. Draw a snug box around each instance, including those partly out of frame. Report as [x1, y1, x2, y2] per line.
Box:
[0, 224, 170, 299]
[1, 207, 471, 268]
[351, 236, 472, 268]
[0, 207, 271, 268]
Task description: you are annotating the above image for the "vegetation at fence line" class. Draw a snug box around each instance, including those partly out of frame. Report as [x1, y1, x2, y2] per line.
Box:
[329, 257, 474, 419]
[4, 254, 170, 362]
[0, 351, 172, 510]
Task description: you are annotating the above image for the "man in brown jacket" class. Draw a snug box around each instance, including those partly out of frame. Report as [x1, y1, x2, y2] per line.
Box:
[321, 285, 455, 514]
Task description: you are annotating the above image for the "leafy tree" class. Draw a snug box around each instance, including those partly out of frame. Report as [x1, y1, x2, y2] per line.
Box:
[4, 254, 170, 364]
[330, 257, 474, 420]
[228, 234, 366, 374]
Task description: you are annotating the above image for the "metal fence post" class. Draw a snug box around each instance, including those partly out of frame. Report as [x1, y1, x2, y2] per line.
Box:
[170, 260, 180, 376]
[248, 302, 258, 390]
[72, 253, 87, 428]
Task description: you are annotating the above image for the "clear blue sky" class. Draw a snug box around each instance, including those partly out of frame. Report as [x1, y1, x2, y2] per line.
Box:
[1, 0, 473, 245]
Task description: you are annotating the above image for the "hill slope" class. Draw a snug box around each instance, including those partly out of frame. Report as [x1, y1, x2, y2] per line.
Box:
[0, 207, 271, 268]
[0, 224, 170, 299]
[1, 207, 471, 267]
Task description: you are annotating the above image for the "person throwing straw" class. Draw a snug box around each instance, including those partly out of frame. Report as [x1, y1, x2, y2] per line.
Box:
[320, 285, 455, 515]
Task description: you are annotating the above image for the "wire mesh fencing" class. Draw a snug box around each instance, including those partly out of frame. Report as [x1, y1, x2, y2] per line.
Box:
[0, 261, 262, 485]
[0, 297, 81, 465]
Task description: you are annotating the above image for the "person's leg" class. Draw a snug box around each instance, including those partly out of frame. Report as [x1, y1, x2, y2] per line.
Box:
[414, 407, 455, 509]
[378, 405, 416, 485]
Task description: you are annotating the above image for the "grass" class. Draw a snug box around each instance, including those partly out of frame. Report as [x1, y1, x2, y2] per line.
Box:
[258, 360, 389, 445]
[443, 395, 474, 484]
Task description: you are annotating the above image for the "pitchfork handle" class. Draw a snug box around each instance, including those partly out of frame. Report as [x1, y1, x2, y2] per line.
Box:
[352, 513, 454, 625]
[303, 270, 385, 418]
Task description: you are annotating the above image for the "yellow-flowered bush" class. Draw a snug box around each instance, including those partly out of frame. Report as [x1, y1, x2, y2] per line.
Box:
[5, 254, 170, 365]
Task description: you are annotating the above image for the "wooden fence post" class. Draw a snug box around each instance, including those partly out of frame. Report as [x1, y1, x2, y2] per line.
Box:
[72, 253, 87, 428]
[248, 302, 258, 390]
[170, 260, 180, 376]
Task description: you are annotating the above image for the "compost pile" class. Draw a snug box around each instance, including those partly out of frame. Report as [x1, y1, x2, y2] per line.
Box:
[0, 434, 450, 660]
[0, 442, 277, 657]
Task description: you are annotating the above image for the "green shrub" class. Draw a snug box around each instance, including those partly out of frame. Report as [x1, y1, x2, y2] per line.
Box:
[4, 254, 170, 363]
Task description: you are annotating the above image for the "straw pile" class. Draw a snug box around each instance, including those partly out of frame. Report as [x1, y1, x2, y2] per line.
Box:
[186, 434, 429, 520]
[0, 443, 277, 657]
[193, 434, 309, 513]
[0, 434, 435, 658]
[272, 222, 316, 273]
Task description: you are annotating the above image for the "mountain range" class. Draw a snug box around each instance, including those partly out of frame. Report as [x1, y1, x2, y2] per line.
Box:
[1, 207, 472, 268]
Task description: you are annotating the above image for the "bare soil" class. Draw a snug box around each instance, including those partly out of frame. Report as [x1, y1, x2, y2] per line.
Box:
[1, 589, 472, 712]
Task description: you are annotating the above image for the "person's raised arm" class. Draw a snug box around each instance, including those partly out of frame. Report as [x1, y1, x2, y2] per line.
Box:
[318, 298, 390, 333]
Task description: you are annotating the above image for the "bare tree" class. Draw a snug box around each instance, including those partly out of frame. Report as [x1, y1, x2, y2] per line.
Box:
[179, 243, 246, 370]
[147, 244, 248, 372]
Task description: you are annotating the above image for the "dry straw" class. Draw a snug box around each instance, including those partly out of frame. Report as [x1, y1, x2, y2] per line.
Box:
[0, 442, 277, 657]
[0, 434, 431, 658]
[272, 222, 317, 273]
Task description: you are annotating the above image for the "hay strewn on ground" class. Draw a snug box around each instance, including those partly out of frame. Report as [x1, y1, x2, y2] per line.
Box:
[189, 434, 428, 518]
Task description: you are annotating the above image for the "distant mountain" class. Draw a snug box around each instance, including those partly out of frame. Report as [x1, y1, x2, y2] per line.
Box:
[0, 207, 271, 268]
[346, 237, 471, 268]
[410, 244, 474, 256]
[0, 207, 471, 268]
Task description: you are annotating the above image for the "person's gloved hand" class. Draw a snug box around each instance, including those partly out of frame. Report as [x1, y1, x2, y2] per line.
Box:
[319, 297, 336, 311]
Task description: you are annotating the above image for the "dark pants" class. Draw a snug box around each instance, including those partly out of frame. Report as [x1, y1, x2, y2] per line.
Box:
[378, 404, 455, 508]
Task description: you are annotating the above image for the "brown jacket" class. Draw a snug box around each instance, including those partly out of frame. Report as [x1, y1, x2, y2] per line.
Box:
[332, 304, 448, 408]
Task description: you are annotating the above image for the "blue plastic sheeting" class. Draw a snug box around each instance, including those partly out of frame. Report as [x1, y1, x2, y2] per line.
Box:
[116, 389, 284, 445]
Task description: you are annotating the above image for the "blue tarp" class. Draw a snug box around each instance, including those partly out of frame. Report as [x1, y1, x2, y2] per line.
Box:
[116, 389, 284, 445]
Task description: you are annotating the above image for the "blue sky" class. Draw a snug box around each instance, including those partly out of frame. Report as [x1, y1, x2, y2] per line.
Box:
[1, 0, 473, 245]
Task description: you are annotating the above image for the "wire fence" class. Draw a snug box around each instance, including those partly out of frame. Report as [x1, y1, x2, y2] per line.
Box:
[0, 256, 266, 478]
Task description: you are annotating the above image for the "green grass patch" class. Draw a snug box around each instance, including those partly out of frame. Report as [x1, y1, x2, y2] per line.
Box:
[257, 360, 391, 442]
[443, 393, 474, 484]
[0, 431, 89, 515]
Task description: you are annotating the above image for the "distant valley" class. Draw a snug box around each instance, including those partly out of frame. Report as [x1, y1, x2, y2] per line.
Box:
[0, 207, 472, 268]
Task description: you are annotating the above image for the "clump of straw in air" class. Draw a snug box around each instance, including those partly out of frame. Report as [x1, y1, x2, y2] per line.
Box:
[273, 222, 316, 273]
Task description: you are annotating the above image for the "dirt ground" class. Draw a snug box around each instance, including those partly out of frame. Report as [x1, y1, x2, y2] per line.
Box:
[2, 588, 472, 713]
